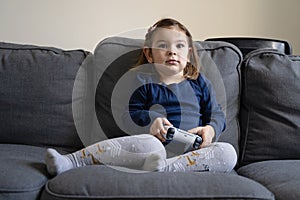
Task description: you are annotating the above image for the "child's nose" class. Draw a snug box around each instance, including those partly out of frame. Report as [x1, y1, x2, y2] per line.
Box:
[167, 50, 176, 55]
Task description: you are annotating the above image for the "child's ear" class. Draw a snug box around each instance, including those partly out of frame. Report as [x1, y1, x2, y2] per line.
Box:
[143, 47, 153, 63]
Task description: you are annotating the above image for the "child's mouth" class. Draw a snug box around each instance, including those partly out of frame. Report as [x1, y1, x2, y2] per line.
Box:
[166, 59, 179, 65]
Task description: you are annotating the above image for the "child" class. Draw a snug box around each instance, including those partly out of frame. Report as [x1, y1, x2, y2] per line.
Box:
[45, 18, 237, 176]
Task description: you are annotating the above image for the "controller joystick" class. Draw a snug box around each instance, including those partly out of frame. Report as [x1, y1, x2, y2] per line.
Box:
[164, 126, 203, 149]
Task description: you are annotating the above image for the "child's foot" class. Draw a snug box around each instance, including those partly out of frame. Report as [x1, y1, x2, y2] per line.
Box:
[142, 153, 167, 171]
[45, 148, 73, 176]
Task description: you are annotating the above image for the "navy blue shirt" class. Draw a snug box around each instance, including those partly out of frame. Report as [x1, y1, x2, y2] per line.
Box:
[125, 67, 226, 139]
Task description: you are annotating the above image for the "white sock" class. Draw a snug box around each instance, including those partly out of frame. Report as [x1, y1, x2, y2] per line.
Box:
[45, 148, 74, 176]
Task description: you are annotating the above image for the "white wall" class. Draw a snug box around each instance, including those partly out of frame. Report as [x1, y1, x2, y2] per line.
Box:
[1, 0, 300, 54]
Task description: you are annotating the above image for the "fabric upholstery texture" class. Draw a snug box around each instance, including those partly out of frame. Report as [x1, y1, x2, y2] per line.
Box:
[0, 144, 49, 200]
[238, 160, 300, 200]
[0, 42, 86, 152]
[41, 165, 274, 200]
[239, 49, 300, 166]
[94, 38, 143, 140]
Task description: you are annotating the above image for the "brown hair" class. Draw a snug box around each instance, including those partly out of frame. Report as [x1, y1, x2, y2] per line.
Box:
[135, 18, 200, 80]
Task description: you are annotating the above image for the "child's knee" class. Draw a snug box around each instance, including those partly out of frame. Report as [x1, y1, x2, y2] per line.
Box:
[131, 134, 166, 155]
[215, 142, 237, 171]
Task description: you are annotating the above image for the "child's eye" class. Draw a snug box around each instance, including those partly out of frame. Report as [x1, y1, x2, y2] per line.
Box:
[157, 43, 167, 49]
[177, 43, 185, 48]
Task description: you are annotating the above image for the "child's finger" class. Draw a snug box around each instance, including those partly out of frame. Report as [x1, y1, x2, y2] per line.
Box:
[162, 118, 172, 126]
[188, 127, 203, 135]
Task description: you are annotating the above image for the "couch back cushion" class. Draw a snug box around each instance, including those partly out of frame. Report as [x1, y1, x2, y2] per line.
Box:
[94, 37, 242, 154]
[240, 49, 300, 166]
[0, 42, 86, 152]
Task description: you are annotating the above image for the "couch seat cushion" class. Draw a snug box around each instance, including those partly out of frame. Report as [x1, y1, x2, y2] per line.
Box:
[41, 165, 274, 200]
[0, 144, 49, 200]
[238, 160, 300, 200]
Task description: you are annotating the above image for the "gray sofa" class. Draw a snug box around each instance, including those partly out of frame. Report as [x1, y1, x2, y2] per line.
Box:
[0, 37, 299, 200]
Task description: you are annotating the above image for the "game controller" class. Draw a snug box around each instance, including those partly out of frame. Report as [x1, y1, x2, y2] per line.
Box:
[164, 126, 203, 149]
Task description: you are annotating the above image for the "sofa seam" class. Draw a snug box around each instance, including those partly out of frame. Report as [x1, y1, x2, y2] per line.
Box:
[0, 183, 45, 193]
[0, 42, 89, 56]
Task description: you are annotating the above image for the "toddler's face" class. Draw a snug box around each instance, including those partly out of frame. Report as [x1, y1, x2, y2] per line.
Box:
[146, 27, 191, 79]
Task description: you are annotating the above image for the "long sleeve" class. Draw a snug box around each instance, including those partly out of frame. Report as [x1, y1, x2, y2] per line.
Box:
[197, 75, 226, 139]
[121, 69, 226, 139]
[121, 71, 166, 135]
[128, 84, 166, 127]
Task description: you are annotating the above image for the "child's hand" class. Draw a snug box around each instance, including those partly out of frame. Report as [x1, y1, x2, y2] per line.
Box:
[188, 125, 215, 148]
[150, 117, 172, 142]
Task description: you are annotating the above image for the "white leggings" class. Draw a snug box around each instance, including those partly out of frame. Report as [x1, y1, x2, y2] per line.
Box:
[72, 134, 237, 173]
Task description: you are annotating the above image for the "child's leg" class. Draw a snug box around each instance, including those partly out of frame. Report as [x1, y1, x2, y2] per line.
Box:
[143, 142, 237, 173]
[45, 134, 166, 175]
